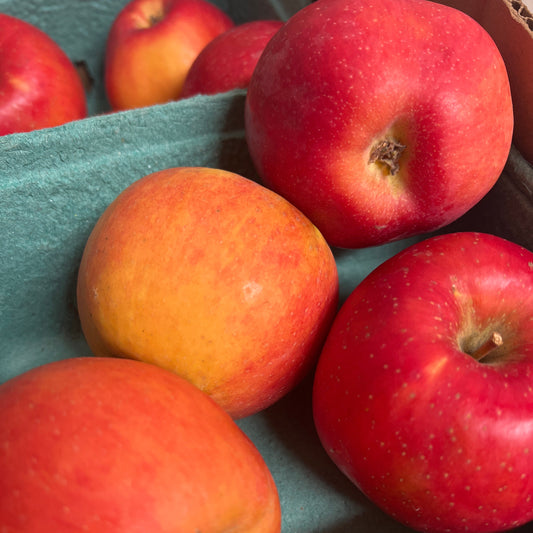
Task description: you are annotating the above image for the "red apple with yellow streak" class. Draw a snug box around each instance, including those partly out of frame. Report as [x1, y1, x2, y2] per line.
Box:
[0, 13, 87, 135]
[104, 0, 234, 110]
[313, 232, 533, 532]
[245, 0, 514, 248]
[0, 357, 281, 532]
[76, 166, 339, 419]
[180, 19, 283, 98]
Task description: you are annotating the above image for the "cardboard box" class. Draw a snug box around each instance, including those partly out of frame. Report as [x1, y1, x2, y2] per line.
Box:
[0, 1, 531, 531]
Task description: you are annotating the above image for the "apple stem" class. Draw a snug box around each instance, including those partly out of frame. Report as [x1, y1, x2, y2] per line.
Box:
[472, 332, 503, 362]
[368, 139, 406, 175]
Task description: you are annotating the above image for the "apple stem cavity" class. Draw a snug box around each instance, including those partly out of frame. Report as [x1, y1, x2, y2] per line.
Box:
[149, 13, 164, 26]
[471, 331, 503, 362]
[368, 138, 406, 175]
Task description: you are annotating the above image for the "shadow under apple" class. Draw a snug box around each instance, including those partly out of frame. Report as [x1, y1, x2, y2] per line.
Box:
[241, 371, 415, 532]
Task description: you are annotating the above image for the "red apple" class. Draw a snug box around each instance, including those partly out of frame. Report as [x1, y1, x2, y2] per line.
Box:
[104, 0, 234, 110]
[245, 0, 514, 249]
[0, 357, 281, 532]
[76, 166, 338, 419]
[0, 13, 87, 135]
[432, 0, 533, 165]
[313, 232, 533, 532]
[180, 19, 283, 98]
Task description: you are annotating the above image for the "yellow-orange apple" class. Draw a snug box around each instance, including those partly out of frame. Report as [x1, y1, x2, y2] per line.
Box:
[0, 13, 87, 135]
[0, 357, 281, 532]
[180, 19, 283, 98]
[104, 0, 234, 110]
[76, 167, 339, 418]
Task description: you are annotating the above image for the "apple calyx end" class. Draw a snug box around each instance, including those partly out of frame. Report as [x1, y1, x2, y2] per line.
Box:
[471, 331, 503, 362]
[368, 138, 406, 176]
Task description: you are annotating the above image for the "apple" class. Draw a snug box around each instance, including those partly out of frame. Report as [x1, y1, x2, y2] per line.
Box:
[76, 166, 339, 419]
[432, 0, 533, 166]
[180, 19, 284, 98]
[244, 0, 514, 249]
[0, 13, 87, 136]
[312, 232, 533, 532]
[104, 0, 234, 110]
[0, 357, 281, 532]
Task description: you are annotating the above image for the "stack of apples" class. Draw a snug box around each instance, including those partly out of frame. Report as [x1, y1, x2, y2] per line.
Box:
[0, 0, 283, 133]
[1, 0, 532, 532]
[103, 0, 283, 108]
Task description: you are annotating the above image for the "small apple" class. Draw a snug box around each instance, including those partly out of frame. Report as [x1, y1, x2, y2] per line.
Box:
[0, 357, 281, 532]
[76, 166, 338, 419]
[104, 0, 234, 110]
[313, 232, 533, 532]
[0, 13, 87, 135]
[245, 0, 514, 249]
[180, 19, 283, 98]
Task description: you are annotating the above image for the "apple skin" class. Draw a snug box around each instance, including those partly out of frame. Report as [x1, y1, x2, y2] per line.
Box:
[0, 357, 281, 533]
[180, 19, 283, 98]
[0, 13, 87, 135]
[104, 0, 234, 110]
[245, 0, 514, 249]
[312, 232, 533, 532]
[76, 166, 339, 419]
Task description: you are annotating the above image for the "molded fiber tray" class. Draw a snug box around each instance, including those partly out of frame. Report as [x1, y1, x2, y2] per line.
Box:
[1, 1, 531, 531]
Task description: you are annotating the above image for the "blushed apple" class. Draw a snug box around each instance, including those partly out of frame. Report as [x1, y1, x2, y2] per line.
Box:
[76, 166, 338, 419]
[0, 357, 281, 532]
[0, 13, 87, 135]
[180, 19, 283, 98]
[245, 0, 514, 249]
[313, 232, 533, 532]
[433, 0, 533, 165]
[104, 0, 234, 110]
